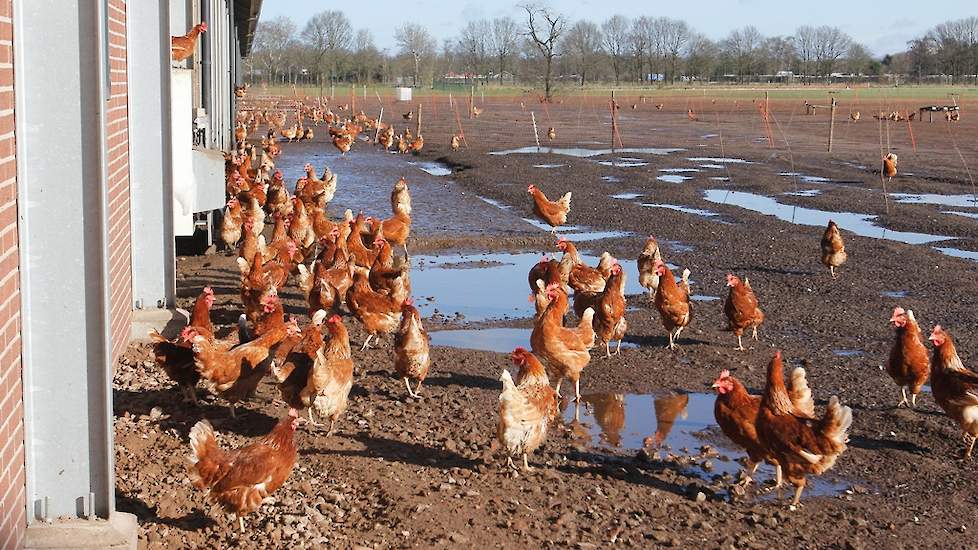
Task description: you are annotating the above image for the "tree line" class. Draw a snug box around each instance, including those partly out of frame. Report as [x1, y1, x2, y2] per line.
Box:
[245, 7, 978, 97]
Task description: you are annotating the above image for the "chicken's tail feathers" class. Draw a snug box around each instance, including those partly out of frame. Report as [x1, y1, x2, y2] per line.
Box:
[820, 395, 853, 450]
[558, 191, 572, 209]
[788, 367, 815, 418]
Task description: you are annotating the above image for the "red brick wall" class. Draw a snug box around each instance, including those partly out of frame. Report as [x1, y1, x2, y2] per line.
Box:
[106, 0, 132, 362]
[0, 0, 24, 546]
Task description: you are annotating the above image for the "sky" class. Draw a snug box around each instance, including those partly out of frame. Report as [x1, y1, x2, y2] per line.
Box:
[258, 0, 972, 57]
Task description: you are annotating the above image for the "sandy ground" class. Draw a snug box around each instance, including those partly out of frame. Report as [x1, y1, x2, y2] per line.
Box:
[115, 92, 978, 548]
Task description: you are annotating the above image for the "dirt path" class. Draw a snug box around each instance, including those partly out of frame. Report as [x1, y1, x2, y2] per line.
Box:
[116, 96, 978, 548]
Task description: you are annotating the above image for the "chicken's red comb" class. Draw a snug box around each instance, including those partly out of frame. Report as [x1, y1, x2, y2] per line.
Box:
[287, 408, 298, 418]
[203, 286, 214, 295]
[273, 170, 283, 178]
[328, 314, 342, 324]
[718, 369, 730, 379]
[403, 298, 413, 306]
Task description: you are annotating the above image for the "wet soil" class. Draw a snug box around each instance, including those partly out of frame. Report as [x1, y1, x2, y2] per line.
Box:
[116, 93, 978, 548]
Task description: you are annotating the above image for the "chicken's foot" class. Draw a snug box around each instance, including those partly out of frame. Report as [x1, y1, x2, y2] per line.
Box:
[735, 334, 745, 351]
[615, 339, 623, 355]
[964, 433, 976, 459]
[752, 326, 759, 341]
[897, 387, 909, 408]
[790, 483, 806, 507]
[404, 377, 420, 399]
[238, 515, 245, 533]
[360, 334, 374, 351]
[522, 453, 533, 471]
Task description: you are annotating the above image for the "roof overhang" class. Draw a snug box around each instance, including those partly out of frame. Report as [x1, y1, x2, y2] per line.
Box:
[234, 0, 263, 56]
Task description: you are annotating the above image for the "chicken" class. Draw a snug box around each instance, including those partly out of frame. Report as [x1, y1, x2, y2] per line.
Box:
[450, 134, 462, 151]
[346, 212, 378, 269]
[188, 410, 298, 533]
[637, 236, 663, 299]
[370, 209, 411, 258]
[557, 238, 604, 294]
[333, 133, 354, 155]
[724, 274, 765, 351]
[849, 111, 860, 122]
[886, 307, 930, 408]
[712, 367, 814, 487]
[652, 259, 691, 349]
[927, 326, 978, 458]
[820, 220, 847, 278]
[527, 255, 562, 294]
[592, 263, 627, 358]
[687, 108, 698, 121]
[221, 198, 244, 248]
[390, 177, 411, 216]
[757, 351, 852, 506]
[498, 348, 558, 470]
[191, 295, 292, 416]
[527, 185, 571, 234]
[171, 22, 207, 62]
[147, 287, 215, 403]
[882, 152, 898, 180]
[531, 284, 591, 400]
[347, 271, 403, 350]
[281, 124, 298, 143]
[301, 315, 355, 434]
[272, 311, 327, 414]
[547, 127, 556, 141]
[394, 299, 431, 398]
[409, 135, 424, 154]
[402, 111, 413, 121]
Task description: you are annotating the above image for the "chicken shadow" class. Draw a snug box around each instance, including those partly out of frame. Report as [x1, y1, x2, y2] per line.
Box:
[113, 388, 280, 437]
[556, 449, 691, 497]
[848, 434, 931, 456]
[624, 333, 710, 349]
[115, 492, 216, 531]
[420, 371, 499, 391]
[302, 433, 480, 472]
[731, 265, 817, 277]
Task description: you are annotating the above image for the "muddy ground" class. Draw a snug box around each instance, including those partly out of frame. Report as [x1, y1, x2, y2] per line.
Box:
[116, 93, 978, 548]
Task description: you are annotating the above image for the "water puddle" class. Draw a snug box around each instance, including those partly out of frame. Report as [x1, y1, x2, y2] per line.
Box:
[946, 211, 978, 220]
[477, 196, 511, 210]
[430, 328, 641, 354]
[932, 247, 978, 262]
[657, 175, 692, 184]
[780, 172, 861, 185]
[409, 161, 452, 176]
[890, 193, 978, 209]
[490, 146, 684, 158]
[688, 157, 752, 164]
[643, 203, 723, 220]
[703, 189, 955, 246]
[783, 189, 823, 197]
[412, 252, 645, 322]
[597, 159, 649, 168]
[881, 290, 910, 298]
[832, 349, 865, 357]
[701, 134, 720, 139]
[699, 164, 725, 169]
[429, 328, 530, 353]
[691, 295, 720, 302]
[660, 168, 700, 173]
[533, 163, 566, 169]
[709, 176, 730, 182]
[601, 176, 622, 183]
[612, 193, 643, 200]
[564, 392, 848, 496]
[520, 218, 635, 241]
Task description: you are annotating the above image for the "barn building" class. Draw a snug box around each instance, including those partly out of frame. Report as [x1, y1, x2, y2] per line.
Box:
[0, 1, 261, 547]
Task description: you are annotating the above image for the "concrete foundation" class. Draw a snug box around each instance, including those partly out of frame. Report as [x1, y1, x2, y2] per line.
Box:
[130, 307, 190, 342]
[24, 513, 138, 550]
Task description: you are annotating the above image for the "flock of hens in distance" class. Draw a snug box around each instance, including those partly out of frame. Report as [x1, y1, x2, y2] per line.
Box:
[156, 22, 978, 534]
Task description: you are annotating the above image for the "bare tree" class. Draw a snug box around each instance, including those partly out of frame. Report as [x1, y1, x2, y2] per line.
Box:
[351, 28, 380, 84]
[684, 33, 719, 81]
[489, 16, 520, 84]
[395, 23, 436, 86]
[601, 15, 630, 85]
[251, 17, 297, 84]
[302, 10, 353, 92]
[722, 26, 764, 81]
[794, 25, 816, 77]
[813, 26, 852, 77]
[522, 4, 565, 100]
[563, 20, 603, 86]
[660, 18, 691, 82]
[458, 19, 491, 81]
[844, 42, 873, 75]
[628, 17, 650, 83]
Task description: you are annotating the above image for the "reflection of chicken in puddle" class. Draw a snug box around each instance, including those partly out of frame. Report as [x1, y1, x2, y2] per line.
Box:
[644, 392, 690, 448]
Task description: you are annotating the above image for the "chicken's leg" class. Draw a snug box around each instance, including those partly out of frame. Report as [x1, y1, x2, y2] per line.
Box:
[829, 265, 836, 278]
[506, 456, 517, 470]
[308, 408, 321, 427]
[414, 379, 424, 397]
[752, 326, 759, 341]
[554, 376, 563, 398]
[790, 481, 806, 507]
[360, 334, 374, 351]
[228, 404, 236, 418]
[964, 433, 976, 459]
[615, 339, 623, 355]
[910, 392, 918, 408]
[522, 453, 533, 471]
[404, 377, 418, 398]
[897, 387, 909, 408]
[574, 378, 581, 402]
[326, 419, 337, 437]
[238, 515, 245, 533]
[605, 341, 612, 359]
[735, 334, 745, 351]
[737, 460, 759, 486]
[667, 331, 675, 350]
